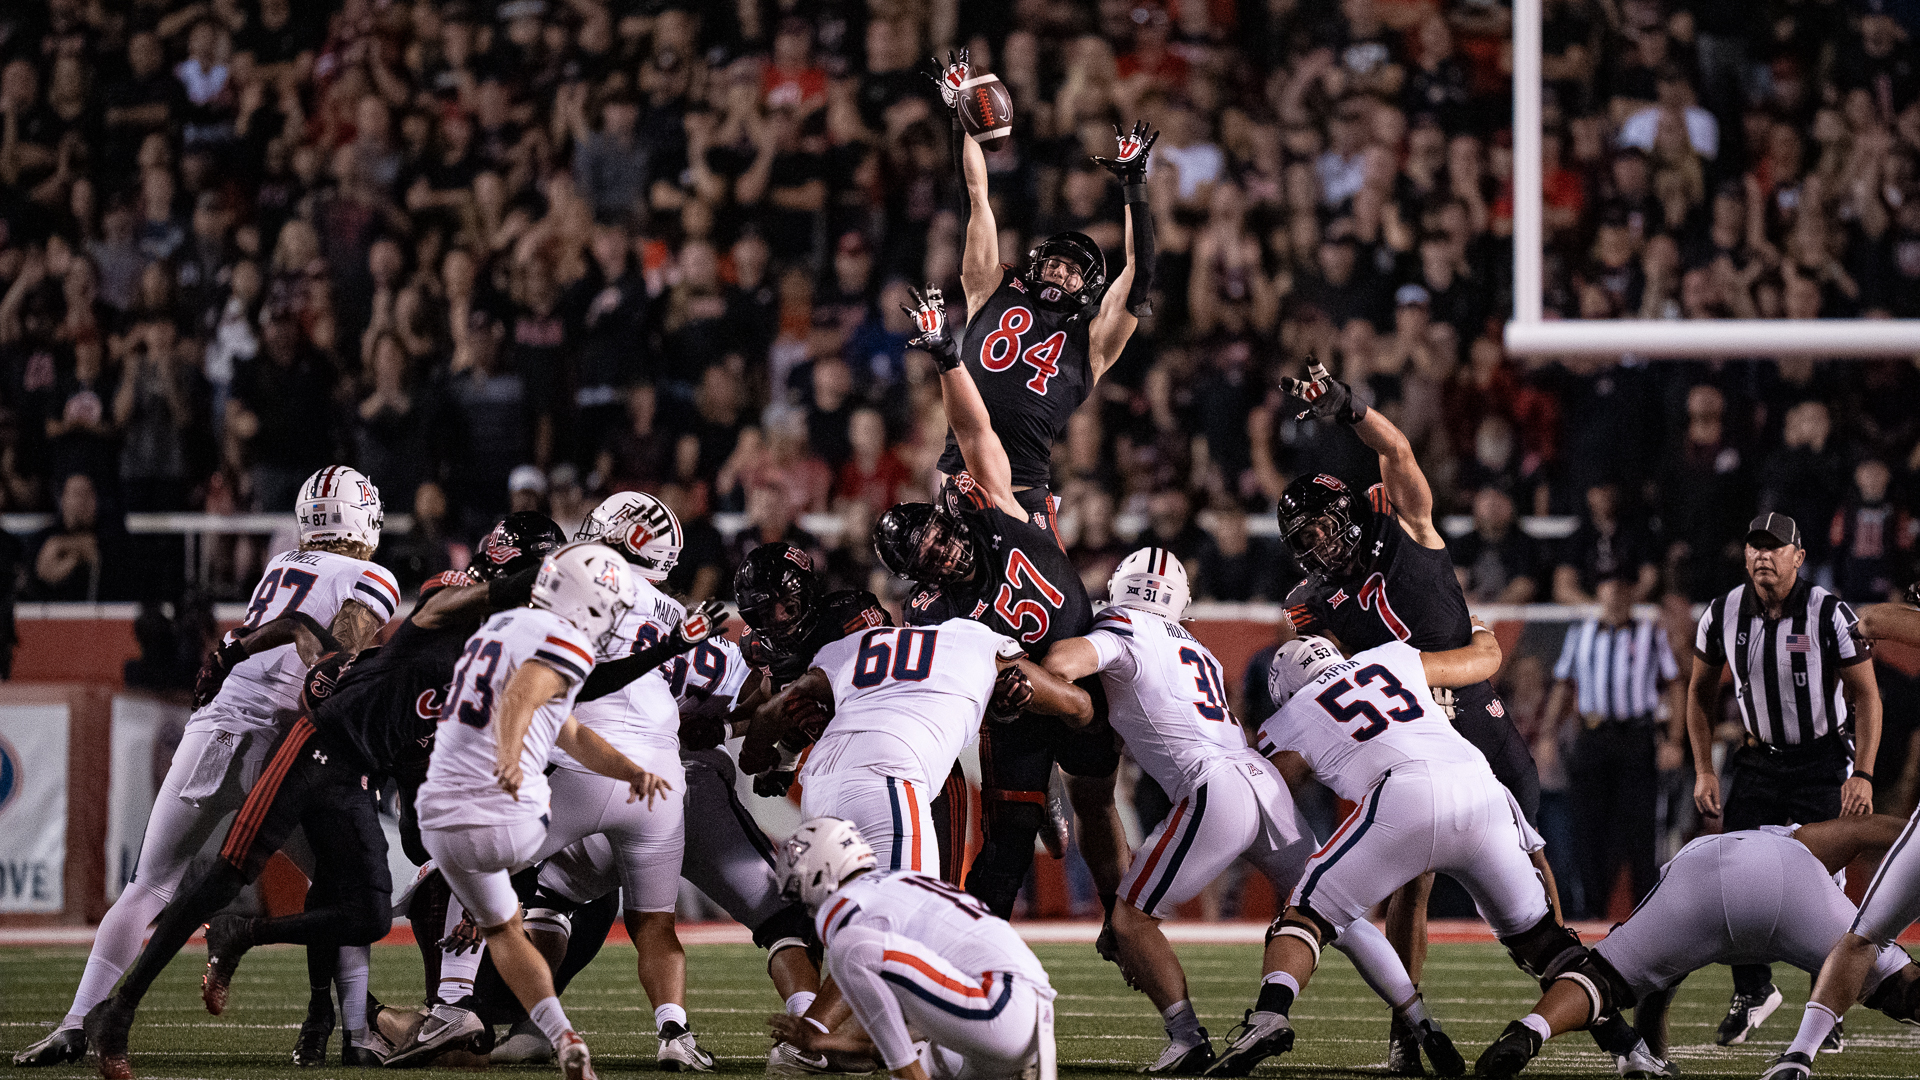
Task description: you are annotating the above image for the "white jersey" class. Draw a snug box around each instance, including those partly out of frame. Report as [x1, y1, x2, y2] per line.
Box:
[418, 607, 596, 828]
[1085, 607, 1254, 795]
[199, 548, 400, 733]
[558, 577, 686, 765]
[815, 869, 1049, 987]
[665, 637, 751, 709]
[806, 618, 1019, 789]
[1256, 640, 1488, 802]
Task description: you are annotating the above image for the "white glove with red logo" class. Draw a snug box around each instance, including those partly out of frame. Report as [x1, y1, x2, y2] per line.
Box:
[902, 284, 962, 371]
[930, 48, 970, 110]
[1279, 358, 1368, 426]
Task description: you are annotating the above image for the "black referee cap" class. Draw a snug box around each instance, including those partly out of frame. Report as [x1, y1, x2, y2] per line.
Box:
[1746, 512, 1801, 549]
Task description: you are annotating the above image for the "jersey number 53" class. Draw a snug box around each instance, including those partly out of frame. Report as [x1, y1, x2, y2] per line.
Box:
[1316, 663, 1425, 742]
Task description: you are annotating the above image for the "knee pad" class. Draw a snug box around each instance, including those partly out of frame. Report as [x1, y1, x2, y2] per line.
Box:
[1864, 966, 1920, 1024]
[753, 903, 817, 953]
[1500, 913, 1587, 985]
[524, 908, 572, 938]
[1547, 951, 1630, 1028]
[1264, 910, 1329, 970]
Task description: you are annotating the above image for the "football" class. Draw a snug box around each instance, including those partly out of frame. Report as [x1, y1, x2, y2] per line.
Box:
[957, 72, 1013, 150]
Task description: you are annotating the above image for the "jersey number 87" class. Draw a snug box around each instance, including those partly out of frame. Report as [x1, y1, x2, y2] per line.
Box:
[448, 637, 506, 728]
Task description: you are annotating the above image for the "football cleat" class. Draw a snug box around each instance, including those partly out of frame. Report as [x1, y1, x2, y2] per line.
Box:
[1472, 1020, 1543, 1078]
[1204, 1011, 1294, 1077]
[491, 1019, 555, 1064]
[201, 915, 254, 1016]
[13, 1027, 87, 1068]
[657, 1021, 715, 1072]
[1387, 1014, 1423, 1076]
[766, 1041, 834, 1076]
[1615, 1040, 1677, 1079]
[382, 1003, 484, 1068]
[1819, 1019, 1844, 1053]
[1758, 1051, 1813, 1080]
[559, 1030, 597, 1080]
[1716, 985, 1783, 1046]
[82, 996, 136, 1080]
[1145, 1031, 1216, 1075]
[293, 994, 335, 1066]
[341, 1026, 392, 1068]
[1411, 1017, 1465, 1077]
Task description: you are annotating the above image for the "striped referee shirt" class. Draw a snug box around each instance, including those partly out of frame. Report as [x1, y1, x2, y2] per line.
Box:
[1553, 617, 1678, 722]
[1694, 579, 1869, 747]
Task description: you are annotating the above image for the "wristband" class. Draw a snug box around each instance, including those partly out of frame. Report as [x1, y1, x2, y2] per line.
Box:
[1471, 624, 1493, 636]
[1852, 770, 1874, 782]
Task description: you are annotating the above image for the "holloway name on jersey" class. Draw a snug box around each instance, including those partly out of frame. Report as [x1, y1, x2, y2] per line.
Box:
[938, 268, 1093, 491]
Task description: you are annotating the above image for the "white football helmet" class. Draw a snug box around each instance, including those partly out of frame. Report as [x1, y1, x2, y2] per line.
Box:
[777, 817, 877, 911]
[1107, 546, 1192, 620]
[576, 491, 682, 582]
[1267, 635, 1345, 707]
[530, 542, 636, 653]
[296, 466, 384, 550]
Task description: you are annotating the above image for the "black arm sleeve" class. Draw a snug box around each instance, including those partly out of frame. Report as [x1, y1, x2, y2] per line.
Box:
[487, 566, 539, 611]
[576, 635, 697, 703]
[398, 782, 428, 865]
[1124, 181, 1155, 317]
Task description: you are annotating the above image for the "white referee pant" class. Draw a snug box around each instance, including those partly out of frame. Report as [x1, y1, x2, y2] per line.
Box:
[1852, 805, 1920, 948]
[533, 747, 687, 914]
[1291, 759, 1548, 938]
[801, 769, 938, 875]
[828, 925, 1052, 1080]
[1594, 829, 1910, 1001]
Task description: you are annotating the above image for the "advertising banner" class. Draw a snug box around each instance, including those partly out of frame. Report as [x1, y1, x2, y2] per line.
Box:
[0, 704, 71, 912]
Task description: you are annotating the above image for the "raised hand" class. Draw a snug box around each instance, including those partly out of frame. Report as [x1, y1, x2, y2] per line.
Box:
[1090, 120, 1158, 181]
[929, 48, 970, 109]
[676, 599, 729, 649]
[1277, 357, 1367, 425]
[902, 284, 962, 370]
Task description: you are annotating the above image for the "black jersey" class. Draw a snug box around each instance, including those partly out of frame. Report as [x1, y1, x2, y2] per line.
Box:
[1284, 484, 1498, 712]
[308, 575, 476, 781]
[936, 268, 1094, 491]
[750, 589, 887, 690]
[904, 474, 1093, 658]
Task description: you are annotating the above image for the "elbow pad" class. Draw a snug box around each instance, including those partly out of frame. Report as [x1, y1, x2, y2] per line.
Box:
[1124, 183, 1155, 317]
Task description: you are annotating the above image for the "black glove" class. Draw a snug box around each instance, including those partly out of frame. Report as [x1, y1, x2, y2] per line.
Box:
[193, 634, 254, 708]
[928, 48, 969, 110]
[753, 769, 796, 798]
[1278, 358, 1368, 425]
[987, 663, 1035, 722]
[902, 284, 963, 371]
[1090, 121, 1158, 185]
[675, 599, 729, 651]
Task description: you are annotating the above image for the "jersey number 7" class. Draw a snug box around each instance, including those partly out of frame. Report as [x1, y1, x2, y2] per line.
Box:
[1316, 663, 1425, 742]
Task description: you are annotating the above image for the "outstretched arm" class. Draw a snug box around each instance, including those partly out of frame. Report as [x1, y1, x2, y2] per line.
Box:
[1420, 620, 1503, 687]
[1279, 360, 1441, 548]
[933, 50, 1001, 316]
[1088, 121, 1158, 378]
[995, 655, 1093, 726]
[902, 285, 1023, 517]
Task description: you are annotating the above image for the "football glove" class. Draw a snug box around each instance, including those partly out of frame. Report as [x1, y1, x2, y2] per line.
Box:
[987, 663, 1035, 722]
[903, 284, 963, 371]
[1089, 120, 1158, 182]
[193, 633, 255, 708]
[753, 769, 797, 798]
[1279, 358, 1368, 425]
[674, 599, 729, 652]
[929, 48, 970, 109]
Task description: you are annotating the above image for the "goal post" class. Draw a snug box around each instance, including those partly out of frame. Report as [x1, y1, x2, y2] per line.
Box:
[1503, 0, 1920, 359]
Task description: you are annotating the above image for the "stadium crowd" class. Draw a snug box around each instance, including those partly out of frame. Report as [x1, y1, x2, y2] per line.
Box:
[0, 0, 1915, 611]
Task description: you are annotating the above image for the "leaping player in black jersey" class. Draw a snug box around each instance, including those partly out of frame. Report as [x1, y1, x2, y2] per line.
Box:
[932, 48, 1157, 540]
[871, 283, 1123, 923]
[1275, 362, 1579, 1076]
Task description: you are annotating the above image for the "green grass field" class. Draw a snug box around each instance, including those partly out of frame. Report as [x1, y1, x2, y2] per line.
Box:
[6, 941, 1920, 1078]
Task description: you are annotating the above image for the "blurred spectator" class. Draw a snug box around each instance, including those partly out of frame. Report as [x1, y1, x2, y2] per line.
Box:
[835, 408, 909, 512]
[1143, 488, 1209, 570]
[1554, 482, 1661, 603]
[548, 464, 590, 538]
[230, 311, 335, 513]
[1068, 488, 1129, 597]
[508, 465, 548, 515]
[1659, 384, 1753, 600]
[30, 473, 126, 601]
[378, 481, 456, 595]
[1451, 488, 1542, 602]
[1830, 460, 1917, 601]
[1192, 501, 1279, 602]
[1758, 401, 1846, 567]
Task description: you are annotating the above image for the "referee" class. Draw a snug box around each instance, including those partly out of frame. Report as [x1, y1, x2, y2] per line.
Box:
[1545, 569, 1683, 919]
[1688, 511, 1882, 1048]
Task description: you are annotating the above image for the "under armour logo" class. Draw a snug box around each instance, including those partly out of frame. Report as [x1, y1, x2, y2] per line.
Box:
[312, 749, 328, 764]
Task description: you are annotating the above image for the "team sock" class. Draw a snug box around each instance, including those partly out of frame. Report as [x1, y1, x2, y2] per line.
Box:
[1397, 991, 1432, 1030]
[785, 992, 816, 1016]
[337, 946, 370, 1032]
[64, 881, 169, 1028]
[436, 900, 482, 1006]
[1519, 1013, 1553, 1044]
[656, 1003, 688, 1033]
[528, 997, 573, 1048]
[1256, 972, 1299, 1016]
[1786, 1003, 1840, 1059]
[1162, 1000, 1203, 1045]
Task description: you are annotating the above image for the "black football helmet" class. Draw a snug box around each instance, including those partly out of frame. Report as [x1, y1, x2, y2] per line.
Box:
[1024, 231, 1106, 315]
[875, 503, 976, 584]
[1278, 473, 1369, 578]
[819, 589, 893, 641]
[473, 512, 566, 580]
[734, 542, 823, 650]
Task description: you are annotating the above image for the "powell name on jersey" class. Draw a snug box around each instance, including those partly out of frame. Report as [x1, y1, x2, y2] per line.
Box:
[937, 268, 1094, 491]
[904, 473, 1091, 657]
[205, 550, 401, 729]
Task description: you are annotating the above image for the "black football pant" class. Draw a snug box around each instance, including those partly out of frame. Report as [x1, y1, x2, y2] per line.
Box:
[1723, 739, 1848, 1000]
[1569, 723, 1660, 919]
[1451, 682, 1542, 825]
[966, 704, 1121, 919]
[117, 718, 393, 1007]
